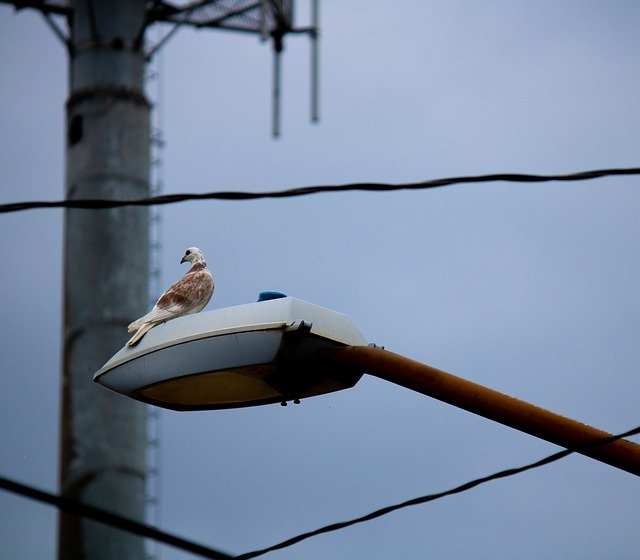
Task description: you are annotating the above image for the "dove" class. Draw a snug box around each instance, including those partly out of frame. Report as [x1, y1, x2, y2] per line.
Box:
[126, 246, 214, 346]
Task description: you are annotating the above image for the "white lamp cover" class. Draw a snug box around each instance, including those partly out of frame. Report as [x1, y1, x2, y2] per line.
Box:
[94, 296, 367, 410]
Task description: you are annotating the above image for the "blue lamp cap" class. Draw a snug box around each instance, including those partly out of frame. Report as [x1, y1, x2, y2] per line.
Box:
[258, 291, 288, 302]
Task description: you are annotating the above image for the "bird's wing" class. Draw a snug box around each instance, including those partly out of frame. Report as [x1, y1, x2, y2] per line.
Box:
[127, 267, 214, 334]
[130, 268, 213, 328]
[158, 268, 213, 311]
[178, 268, 214, 312]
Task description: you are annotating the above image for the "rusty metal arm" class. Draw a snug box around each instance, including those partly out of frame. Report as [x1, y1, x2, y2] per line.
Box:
[322, 345, 640, 477]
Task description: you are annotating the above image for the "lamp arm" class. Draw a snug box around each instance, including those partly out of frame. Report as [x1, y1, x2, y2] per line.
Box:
[322, 345, 640, 477]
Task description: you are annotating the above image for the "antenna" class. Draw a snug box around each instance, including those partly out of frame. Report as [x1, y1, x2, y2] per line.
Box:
[145, 0, 321, 137]
[11, 1, 321, 136]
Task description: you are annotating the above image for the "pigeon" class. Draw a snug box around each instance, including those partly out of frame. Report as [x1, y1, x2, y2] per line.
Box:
[126, 246, 214, 346]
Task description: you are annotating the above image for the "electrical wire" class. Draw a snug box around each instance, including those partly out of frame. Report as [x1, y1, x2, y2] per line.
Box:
[1, 166, 639, 214]
[0, 475, 233, 560]
[1, 425, 638, 560]
[236, 424, 640, 559]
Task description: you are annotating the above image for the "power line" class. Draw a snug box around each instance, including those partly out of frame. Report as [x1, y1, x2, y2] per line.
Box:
[1, 425, 638, 560]
[236, 424, 640, 559]
[1, 166, 639, 214]
[0, 475, 233, 560]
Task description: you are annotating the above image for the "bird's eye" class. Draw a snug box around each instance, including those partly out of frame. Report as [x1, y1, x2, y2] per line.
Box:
[185, 250, 191, 255]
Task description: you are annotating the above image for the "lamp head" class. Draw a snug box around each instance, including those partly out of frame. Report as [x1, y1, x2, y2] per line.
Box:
[94, 296, 367, 410]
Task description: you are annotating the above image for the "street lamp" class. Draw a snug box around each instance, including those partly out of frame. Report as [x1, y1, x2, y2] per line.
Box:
[95, 293, 367, 410]
[95, 294, 640, 476]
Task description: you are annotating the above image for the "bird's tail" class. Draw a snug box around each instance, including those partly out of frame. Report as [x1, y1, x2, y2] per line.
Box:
[127, 322, 153, 346]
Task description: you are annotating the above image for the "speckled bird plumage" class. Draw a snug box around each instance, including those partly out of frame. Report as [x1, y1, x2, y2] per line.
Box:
[126, 247, 214, 346]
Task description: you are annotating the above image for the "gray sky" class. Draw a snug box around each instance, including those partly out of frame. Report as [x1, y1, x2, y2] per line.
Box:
[1, 1, 639, 559]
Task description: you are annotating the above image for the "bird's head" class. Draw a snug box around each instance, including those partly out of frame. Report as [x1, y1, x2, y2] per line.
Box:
[180, 247, 206, 265]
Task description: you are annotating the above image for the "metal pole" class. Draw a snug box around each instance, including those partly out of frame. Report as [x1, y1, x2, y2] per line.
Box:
[310, 0, 319, 122]
[59, 1, 150, 559]
[272, 32, 283, 138]
[322, 346, 640, 476]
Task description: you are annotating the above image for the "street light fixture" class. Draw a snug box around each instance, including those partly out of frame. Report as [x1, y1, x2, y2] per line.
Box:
[95, 294, 640, 476]
[95, 293, 367, 410]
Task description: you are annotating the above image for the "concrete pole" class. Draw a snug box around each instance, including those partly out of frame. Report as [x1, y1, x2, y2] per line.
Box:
[59, 1, 150, 558]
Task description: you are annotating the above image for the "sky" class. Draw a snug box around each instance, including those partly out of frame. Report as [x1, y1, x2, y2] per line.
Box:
[1, 1, 640, 559]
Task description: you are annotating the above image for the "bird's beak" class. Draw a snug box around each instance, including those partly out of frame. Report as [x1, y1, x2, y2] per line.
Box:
[180, 256, 187, 264]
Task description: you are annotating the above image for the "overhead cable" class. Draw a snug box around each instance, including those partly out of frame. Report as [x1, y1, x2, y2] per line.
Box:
[1, 425, 638, 560]
[236, 424, 640, 559]
[0, 475, 233, 560]
[1, 166, 639, 214]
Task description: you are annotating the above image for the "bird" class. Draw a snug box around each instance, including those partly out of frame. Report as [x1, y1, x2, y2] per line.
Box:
[126, 246, 214, 346]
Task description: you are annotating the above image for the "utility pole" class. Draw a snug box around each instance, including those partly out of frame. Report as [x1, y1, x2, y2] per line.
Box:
[2, 1, 319, 558]
[59, 1, 150, 558]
